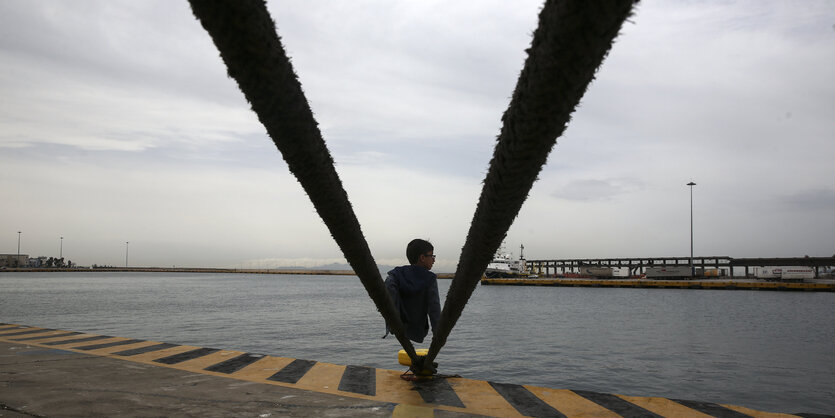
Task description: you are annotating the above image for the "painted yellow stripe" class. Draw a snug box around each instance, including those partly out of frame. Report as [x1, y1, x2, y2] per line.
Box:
[25, 334, 88, 344]
[119, 344, 203, 364]
[46, 336, 121, 348]
[169, 349, 247, 371]
[0, 325, 48, 334]
[374, 369, 436, 407]
[449, 378, 523, 417]
[295, 362, 346, 393]
[720, 403, 800, 418]
[231, 356, 296, 381]
[1, 329, 69, 340]
[93, 340, 157, 354]
[392, 403, 435, 417]
[617, 395, 712, 417]
[72, 337, 149, 355]
[529, 386, 621, 417]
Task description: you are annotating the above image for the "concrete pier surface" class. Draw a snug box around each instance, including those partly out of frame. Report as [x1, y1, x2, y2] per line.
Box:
[0, 340, 407, 417]
[1, 324, 828, 417]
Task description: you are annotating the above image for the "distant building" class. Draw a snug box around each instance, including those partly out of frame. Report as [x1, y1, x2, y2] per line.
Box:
[29, 256, 48, 268]
[0, 254, 29, 268]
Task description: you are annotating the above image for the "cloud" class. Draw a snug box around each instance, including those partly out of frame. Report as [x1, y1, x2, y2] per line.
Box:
[550, 178, 644, 202]
[0, 57, 258, 153]
[780, 188, 835, 211]
[1, 0, 833, 269]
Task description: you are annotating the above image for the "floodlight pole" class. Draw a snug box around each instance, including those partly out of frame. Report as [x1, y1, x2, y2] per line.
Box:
[687, 182, 696, 276]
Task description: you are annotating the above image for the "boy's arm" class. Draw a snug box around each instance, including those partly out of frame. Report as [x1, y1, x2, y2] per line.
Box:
[382, 272, 400, 338]
[385, 271, 398, 294]
[428, 278, 441, 333]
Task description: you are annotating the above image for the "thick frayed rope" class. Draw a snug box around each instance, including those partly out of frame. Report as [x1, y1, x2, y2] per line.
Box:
[188, 0, 638, 370]
[188, 0, 421, 365]
[425, 0, 639, 365]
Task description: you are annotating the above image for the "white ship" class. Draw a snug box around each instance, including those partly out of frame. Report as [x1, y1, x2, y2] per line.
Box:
[484, 244, 538, 278]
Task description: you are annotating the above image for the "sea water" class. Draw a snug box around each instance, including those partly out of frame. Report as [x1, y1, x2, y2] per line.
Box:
[1, 272, 833, 414]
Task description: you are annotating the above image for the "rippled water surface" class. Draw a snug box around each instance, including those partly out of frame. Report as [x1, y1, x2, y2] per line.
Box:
[1, 272, 833, 414]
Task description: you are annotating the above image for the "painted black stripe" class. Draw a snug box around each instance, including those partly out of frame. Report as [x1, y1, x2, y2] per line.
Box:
[153, 347, 220, 365]
[338, 365, 376, 396]
[490, 382, 566, 418]
[113, 343, 179, 356]
[12, 331, 82, 341]
[1, 328, 52, 336]
[0, 326, 32, 337]
[795, 413, 835, 418]
[204, 353, 265, 374]
[76, 339, 145, 351]
[573, 390, 662, 417]
[267, 359, 316, 384]
[413, 377, 465, 408]
[42, 335, 112, 346]
[673, 399, 752, 418]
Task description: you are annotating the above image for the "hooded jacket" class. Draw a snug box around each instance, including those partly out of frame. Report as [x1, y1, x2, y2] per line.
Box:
[385, 264, 441, 343]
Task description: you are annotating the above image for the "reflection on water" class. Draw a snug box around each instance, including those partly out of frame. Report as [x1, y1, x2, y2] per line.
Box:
[1, 272, 833, 414]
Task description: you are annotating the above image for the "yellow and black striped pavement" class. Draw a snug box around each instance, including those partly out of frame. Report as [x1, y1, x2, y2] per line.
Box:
[0, 323, 821, 417]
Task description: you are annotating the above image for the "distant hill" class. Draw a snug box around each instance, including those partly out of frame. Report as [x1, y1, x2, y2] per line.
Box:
[310, 262, 453, 278]
[313, 262, 397, 277]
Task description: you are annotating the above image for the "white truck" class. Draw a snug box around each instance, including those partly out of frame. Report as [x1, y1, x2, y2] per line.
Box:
[756, 267, 782, 279]
[756, 266, 814, 281]
[579, 266, 614, 277]
[780, 267, 815, 281]
[645, 266, 692, 279]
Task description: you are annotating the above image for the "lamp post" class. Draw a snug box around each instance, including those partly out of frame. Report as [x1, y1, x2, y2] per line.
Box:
[17, 231, 21, 268]
[125, 241, 129, 268]
[60, 236, 63, 259]
[687, 181, 696, 276]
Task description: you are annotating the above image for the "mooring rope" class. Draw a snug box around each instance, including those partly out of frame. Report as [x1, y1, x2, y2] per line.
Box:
[189, 0, 638, 372]
[424, 0, 639, 365]
[188, 0, 421, 365]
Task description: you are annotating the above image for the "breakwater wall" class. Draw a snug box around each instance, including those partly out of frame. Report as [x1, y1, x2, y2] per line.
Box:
[481, 277, 835, 291]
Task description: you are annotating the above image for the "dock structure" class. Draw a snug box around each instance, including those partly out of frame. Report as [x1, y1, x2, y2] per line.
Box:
[728, 257, 835, 278]
[527, 256, 835, 278]
[1, 323, 823, 417]
[528, 256, 731, 277]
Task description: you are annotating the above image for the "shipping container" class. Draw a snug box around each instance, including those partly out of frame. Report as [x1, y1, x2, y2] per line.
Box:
[756, 267, 782, 279]
[645, 266, 692, 279]
[579, 266, 614, 277]
[780, 267, 814, 281]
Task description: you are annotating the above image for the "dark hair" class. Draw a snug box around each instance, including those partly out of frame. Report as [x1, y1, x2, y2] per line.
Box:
[406, 239, 433, 264]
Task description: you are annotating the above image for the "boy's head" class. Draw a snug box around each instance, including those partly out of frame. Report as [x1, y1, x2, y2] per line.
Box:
[406, 238, 434, 269]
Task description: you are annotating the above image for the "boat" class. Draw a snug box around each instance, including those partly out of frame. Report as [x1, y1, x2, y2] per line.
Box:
[484, 244, 538, 278]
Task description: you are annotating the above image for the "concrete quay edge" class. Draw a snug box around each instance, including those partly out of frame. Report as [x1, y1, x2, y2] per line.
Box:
[480, 277, 835, 291]
[1, 323, 828, 417]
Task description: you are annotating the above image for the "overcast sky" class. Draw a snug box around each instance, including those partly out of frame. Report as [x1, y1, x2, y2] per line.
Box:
[2, 0, 833, 271]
